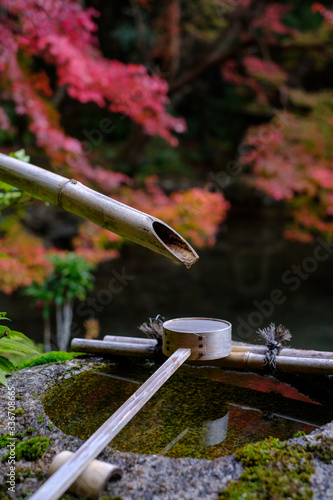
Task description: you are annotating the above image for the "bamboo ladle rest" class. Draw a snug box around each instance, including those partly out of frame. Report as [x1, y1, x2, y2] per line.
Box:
[72, 335, 333, 375]
[30, 318, 231, 500]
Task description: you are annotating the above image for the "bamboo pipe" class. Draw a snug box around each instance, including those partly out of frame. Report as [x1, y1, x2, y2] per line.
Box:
[0, 153, 199, 266]
[103, 335, 157, 346]
[30, 347, 191, 500]
[232, 344, 333, 359]
[205, 352, 333, 374]
[102, 337, 333, 361]
[71, 338, 333, 375]
[72, 339, 155, 357]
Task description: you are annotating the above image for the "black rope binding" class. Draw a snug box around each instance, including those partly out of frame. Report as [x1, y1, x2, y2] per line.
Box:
[138, 314, 165, 360]
[257, 323, 291, 374]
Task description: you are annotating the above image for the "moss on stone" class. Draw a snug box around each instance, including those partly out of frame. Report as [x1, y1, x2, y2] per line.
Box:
[16, 467, 45, 483]
[0, 433, 14, 447]
[293, 431, 306, 438]
[15, 351, 82, 370]
[101, 496, 122, 500]
[0, 428, 38, 449]
[0, 432, 24, 447]
[219, 437, 315, 499]
[13, 409, 25, 416]
[37, 414, 44, 424]
[219, 435, 333, 499]
[305, 436, 333, 463]
[2, 437, 50, 463]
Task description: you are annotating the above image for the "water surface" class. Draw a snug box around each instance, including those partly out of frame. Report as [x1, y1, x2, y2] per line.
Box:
[43, 361, 333, 460]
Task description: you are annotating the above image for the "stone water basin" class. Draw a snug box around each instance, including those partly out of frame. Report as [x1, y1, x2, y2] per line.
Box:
[42, 360, 333, 460]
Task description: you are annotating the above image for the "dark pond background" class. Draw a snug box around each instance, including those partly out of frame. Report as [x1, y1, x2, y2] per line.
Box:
[2, 208, 333, 351]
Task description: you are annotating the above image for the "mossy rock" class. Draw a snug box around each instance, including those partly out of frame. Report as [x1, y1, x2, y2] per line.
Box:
[219, 436, 333, 499]
[15, 351, 82, 370]
[12, 409, 25, 416]
[0, 429, 37, 448]
[0, 433, 24, 447]
[2, 437, 50, 463]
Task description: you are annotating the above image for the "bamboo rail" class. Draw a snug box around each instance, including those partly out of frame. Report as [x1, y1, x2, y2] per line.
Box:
[103, 335, 157, 346]
[72, 339, 155, 357]
[203, 351, 333, 374]
[71, 338, 333, 375]
[102, 337, 333, 361]
[30, 348, 191, 500]
[0, 153, 199, 266]
[231, 344, 333, 359]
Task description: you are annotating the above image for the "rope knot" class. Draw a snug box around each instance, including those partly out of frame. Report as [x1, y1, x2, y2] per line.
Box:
[257, 323, 291, 374]
[138, 314, 165, 359]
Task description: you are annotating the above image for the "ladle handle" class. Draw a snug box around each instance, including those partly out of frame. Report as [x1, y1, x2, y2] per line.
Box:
[30, 347, 191, 500]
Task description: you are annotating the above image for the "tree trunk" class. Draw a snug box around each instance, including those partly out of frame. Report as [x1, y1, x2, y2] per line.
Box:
[62, 300, 73, 352]
[56, 304, 64, 351]
[43, 315, 52, 353]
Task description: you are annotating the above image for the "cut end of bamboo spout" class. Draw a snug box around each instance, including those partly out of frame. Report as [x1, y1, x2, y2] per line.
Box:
[48, 451, 122, 500]
[152, 221, 199, 268]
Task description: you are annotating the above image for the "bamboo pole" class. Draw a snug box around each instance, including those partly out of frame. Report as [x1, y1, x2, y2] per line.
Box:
[71, 338, 333, 375]
[103, 335, 157, 346]
[72, 339, 155, 357]
[30, 348, 191, 500]
[231, 344, 333, 359]
[102, 337, 333, 361]
[195, 352, 333, 374]
[0, 153, 199, 267]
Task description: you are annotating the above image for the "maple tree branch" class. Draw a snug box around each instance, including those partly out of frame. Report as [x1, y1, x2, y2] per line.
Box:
[169, 27, 240, 95]
[52, 85, 67, 107]
[169, 0, 270, 96]
[130, 0, 152, 68]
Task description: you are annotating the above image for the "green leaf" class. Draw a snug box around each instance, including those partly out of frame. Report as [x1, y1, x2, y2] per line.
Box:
[0, 338, 39, 355]
[0, 180, 15, 192]
[7, 330, 34, 344]
[0, 327, 9, 338]
[0, 356, 15, 373]
[0, 252, 10, 259]
[9, 149, 30, 163]
[0, 312, 10, 321]
[0, 369, 8, 387]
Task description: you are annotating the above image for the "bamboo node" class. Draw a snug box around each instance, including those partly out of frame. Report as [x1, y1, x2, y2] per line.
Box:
[57, 178, 77, 206]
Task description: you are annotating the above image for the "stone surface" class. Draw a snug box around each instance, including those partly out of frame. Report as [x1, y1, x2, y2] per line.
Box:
[0, 358, 332, 499]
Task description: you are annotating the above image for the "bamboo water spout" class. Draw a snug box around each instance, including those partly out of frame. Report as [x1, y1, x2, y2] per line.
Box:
[0, 153, 199, 266]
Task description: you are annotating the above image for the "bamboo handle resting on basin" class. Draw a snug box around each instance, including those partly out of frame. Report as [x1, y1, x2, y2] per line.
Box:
[30, 348, 191, 500]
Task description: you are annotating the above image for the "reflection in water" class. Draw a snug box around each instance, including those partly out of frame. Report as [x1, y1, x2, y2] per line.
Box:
[202, 412, 229, 447]
[159, 428, 189, 455]
[42, 361, 333, 460]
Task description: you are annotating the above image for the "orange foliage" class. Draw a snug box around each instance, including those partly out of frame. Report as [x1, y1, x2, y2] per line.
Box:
[117, 177, 230, 248]
[72, 178, 230, 260]
[72, 222, 121, 265]
[0, 222, 52, 293]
